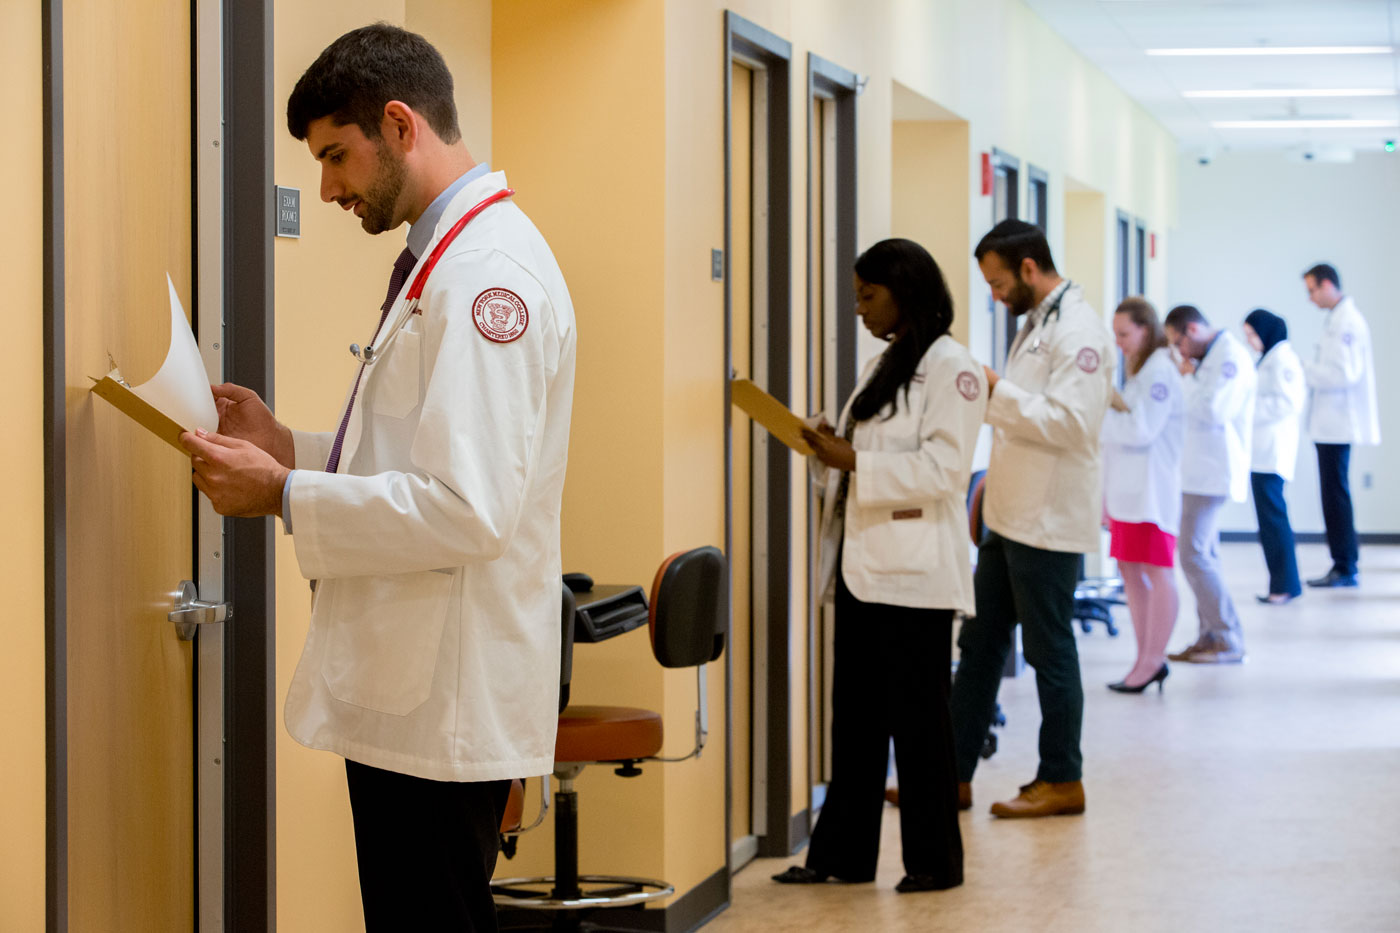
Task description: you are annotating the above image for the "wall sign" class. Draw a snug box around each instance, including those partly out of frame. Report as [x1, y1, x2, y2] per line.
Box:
[275, 186, 301, 238]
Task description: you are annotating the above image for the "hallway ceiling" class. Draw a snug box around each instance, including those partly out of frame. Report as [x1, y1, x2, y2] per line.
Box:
[1023, 0, 1400, 157]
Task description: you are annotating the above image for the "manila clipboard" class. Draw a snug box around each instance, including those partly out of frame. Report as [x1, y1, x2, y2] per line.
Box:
[730, 378, 814, 456]
[90, 275, 218, 453]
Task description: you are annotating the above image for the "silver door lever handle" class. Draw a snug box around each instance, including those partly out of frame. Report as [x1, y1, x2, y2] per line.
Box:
[169, 580, 232, 640]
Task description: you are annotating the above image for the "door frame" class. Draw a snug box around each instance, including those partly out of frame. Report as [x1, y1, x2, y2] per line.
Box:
[42, 1, 276, 929]
[723, 10, 797, 861]
[803, 51, 858, 833]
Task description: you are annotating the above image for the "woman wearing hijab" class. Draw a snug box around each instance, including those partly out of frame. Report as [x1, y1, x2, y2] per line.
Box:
[1243, 309, 1307, 604]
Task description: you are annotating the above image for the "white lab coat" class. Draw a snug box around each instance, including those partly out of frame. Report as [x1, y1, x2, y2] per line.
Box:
[1251, 340, 1306, 481]
[1304, 297, 1381, 446]
[282, 171, 577, 782]
[983, 282, 1115, 554]
[1181, 331, 1256, 502]
[1100, 347, 1184, 536]
[813, 335, 987, 614]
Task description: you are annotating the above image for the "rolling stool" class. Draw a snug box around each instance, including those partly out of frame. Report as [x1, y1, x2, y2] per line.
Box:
[492, 546, 726, 927]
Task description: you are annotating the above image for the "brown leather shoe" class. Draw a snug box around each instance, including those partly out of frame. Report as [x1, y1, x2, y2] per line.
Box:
[1167, 635, 1212, 662]
[957, 782, 972, 811]
[989, 780, 1085, 818]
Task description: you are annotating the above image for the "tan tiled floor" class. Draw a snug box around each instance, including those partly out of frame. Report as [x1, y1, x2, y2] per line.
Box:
[710, 543, 1400, 932]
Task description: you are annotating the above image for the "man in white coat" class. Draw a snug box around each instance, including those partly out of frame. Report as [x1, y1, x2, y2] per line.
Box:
[179, 25, 576, 932]
[1301, 263, 1380, 588]
[950, 221, 1114, 819]
[1164, 306, 1255, 664]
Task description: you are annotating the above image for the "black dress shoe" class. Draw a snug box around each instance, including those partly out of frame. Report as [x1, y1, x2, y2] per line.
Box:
[772, 866, 828, 884]
[895, 874, 962, 893]
[1307, 569, 1358, 588]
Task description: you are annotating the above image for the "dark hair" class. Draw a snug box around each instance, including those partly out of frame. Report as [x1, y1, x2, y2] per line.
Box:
[1164, 304, 1209, 333]
[1304, 263, 1340, 289]
[287, 23, 461, 144]
[849, 239, 956, 422]
[1244, 308, 1288, 359]
[973, 219, 1057, 275]
[1114, 297, 1167, 376]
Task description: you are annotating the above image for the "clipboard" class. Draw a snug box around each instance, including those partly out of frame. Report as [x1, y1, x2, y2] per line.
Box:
[730, 378, 814, 456]
[90, 275, 218, 453]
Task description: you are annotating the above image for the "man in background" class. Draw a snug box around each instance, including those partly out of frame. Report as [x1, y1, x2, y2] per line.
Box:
[1164, 305, 1255, 664]
[1301, 263, 1380, 588]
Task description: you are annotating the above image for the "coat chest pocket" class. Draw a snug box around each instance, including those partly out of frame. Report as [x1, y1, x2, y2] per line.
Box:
[318, 570, 453, 715]
[369, 325, 422, 418]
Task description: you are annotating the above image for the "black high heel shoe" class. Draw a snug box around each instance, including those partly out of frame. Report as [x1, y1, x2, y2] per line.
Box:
[772, 866, 828, 884]
[1107, 663, 1169, 694]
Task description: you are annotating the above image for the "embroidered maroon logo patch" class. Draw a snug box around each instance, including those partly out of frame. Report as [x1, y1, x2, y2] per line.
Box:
[472, 287, 529, 343]
[1150, 382, 1168, 402]
[1076, 348, 1101, 373]
[892, 508, 923, 521]
[956, 371, 981, 401]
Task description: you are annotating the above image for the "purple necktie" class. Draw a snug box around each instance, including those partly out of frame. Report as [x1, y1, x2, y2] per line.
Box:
[325, 246, 418, 473]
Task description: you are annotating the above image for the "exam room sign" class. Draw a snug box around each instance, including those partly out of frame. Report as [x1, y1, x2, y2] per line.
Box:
[275, 186, 301, 238]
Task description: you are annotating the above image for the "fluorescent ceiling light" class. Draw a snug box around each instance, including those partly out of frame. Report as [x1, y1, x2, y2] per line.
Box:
[1148, 46, 1392, 57]
[1185, 88, 1397, 99]
[1212, 119, 1399, 129]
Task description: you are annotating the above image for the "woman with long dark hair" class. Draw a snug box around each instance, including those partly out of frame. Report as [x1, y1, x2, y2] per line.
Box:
[771, 238, 985, 893]
[1243, 308, 1306, 603]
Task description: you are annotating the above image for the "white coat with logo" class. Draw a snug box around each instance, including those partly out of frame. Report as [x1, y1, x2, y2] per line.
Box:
[1252, 340, 1307, 481]
[282, 171, 577, 783]
[983, 282, 1115, 554]
[813, 335, 988, 614]
[1100, 347, 1184, 536]
[1181, 331, 1255, 502]
[1304, 297, 1381, 445]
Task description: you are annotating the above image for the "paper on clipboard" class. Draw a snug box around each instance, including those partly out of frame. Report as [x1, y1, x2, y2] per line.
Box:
[730, 378, 814, 456]
[90, 275, 218, 453]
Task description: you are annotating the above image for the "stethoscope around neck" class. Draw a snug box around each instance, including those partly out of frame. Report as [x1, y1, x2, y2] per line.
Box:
[349, 187, 515, 364]
[1024, 280, 1071, 355]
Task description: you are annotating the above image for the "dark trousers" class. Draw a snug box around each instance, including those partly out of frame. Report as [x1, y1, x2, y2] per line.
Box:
[805, 571, 963, 886]
[1316, 443, 1359, 576]
[950, 531, 1083, 784]
[345, 758, 512, 933]
[1250, 471, 1302, 597]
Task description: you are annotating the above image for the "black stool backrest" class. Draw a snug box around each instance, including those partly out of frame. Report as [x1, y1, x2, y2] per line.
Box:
[559, 584, 576, 712]
[648, 546, 726, 668]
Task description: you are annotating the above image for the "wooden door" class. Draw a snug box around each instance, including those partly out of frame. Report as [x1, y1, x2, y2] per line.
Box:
[63, 0, 196, 927]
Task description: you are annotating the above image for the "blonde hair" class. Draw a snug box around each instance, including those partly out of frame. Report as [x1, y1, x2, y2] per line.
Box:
[1115, 297, 1167, 377]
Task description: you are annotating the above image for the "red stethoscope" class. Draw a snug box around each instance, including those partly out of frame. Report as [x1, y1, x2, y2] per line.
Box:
[349, 187, 515, 364]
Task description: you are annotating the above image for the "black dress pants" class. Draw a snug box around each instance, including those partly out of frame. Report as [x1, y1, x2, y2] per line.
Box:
[804, 570, 963, 887]
[345, 758, 512, 932]
[1250, 471, 1302, 597]
[1316, 443, 1359, 576]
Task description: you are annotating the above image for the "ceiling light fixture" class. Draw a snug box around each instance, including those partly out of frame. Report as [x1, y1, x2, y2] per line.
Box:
[1184, 88, 1397, 99]
[1148, 46, 1393, 57]
[1211, 119, 1399, 129]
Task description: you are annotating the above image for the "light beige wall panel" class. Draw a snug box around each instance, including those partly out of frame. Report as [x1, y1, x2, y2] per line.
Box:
[0, 1, 47, 928]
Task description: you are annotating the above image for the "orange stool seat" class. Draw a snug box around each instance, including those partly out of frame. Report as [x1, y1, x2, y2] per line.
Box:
[555, 706, 663, 763]
[499, 778, 525, 834]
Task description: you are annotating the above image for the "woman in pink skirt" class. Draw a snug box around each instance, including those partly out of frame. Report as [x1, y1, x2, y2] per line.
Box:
[1100, 298, 1185, 693]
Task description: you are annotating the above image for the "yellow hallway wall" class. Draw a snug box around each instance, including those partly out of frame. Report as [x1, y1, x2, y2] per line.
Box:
[271, 4, 493, 930]
[0, 2, 47, 929]
[491, 0, 671, 887]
